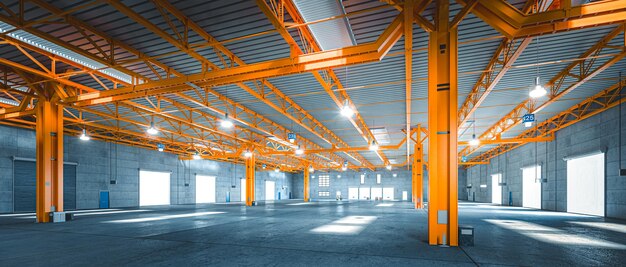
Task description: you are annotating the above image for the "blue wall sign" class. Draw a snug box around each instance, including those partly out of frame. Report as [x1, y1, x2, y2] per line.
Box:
[522, 114, 535, 123]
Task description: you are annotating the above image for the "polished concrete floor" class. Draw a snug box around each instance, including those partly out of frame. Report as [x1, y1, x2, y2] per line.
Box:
[1, 200, 625, 266]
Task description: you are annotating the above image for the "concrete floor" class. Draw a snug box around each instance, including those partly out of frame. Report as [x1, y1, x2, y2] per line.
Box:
[1, 201, 625, 266]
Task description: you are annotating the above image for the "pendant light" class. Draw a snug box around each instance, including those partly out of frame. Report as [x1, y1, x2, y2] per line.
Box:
[193, 152, 201, 160]
[529, 36, 547, 98]
[469, 117, 479, 146]
[221, 113, 233, 128]
[147, 117, 158, 135]
[369, 140, 379, 151]
[295, 145, 304, 155]
[79, 128, 90, 141]
[243, 149, 252, 158]
[340, 67, 354, 117]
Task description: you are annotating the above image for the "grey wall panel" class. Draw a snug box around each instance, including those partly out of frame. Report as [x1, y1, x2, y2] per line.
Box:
[13, 160, 35, 212]
[63, 164, 77, 210]
[0, 124, 295, 213]
[12, 161, 77, 212]
[466, 103, 626, 220]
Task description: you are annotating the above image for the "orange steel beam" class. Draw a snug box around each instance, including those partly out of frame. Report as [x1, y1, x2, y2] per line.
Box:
[405, 0, 415, 168]
[427, 1, 458, 246]
[458, 135, 554, 146]
[9, 115, 301, 171]
[1, 54, 336, 170]
[0, 10, 342, 169]
[468, 77, 625, 164]
[35, 99, 64, 223]
[457, 38, 532, 127]
[62, 14, 405, 105]
[457, 0, 626, 39]
[460, 24, 626, 158]
[457, 1, 558, 128]
[458, 161, 489, 165]
[387, 0, 434, 32]
[266, 127, 418, 155]
[274, 0, 388, 165]
[0, 7, 148, 84]
[412, 141, 424, 209]
[303, 167, 310, 202]
[245, 154, 256, 206]
[104, 0, 367, 168]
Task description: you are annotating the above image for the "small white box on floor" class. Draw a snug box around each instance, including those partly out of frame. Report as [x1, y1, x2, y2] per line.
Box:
[49, 212, 66, 223]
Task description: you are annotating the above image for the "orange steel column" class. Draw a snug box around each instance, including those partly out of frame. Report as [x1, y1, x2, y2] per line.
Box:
[35, 99, 64, 223]
[413, 142, 423, 209]
[427, 1, 458, 246]
[303, 167, 310, 202]
[245, 155, 256, 206]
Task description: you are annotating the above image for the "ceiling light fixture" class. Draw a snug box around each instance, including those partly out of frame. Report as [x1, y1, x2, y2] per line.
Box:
[341, 162, 348, 171]
[386, 164, 392, 170]
[274, 167, 280, 173]
[308, 165, 314, 172]
[147, 119, 158, 135]
[244, 149, 252, 158]
[79, 128, 90, 141]
[157, 143, 165, 152]
[369, 140, 379, 151]
[221, 113, 234, 128]
[529, 77, 547, 98]
[193, 152, 201, 160]
[340, 99, 354, 118]
[469, 134, 480, 147]
[530, 36, 547, 99]
[295, 145, 304, 155]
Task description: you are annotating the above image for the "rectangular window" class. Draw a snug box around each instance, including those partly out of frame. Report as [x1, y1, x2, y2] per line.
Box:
[376, 174, 381, 184]
[360, 174, 365, 184]
[318, 175, 330, 187]
[318, 191, 330, 197]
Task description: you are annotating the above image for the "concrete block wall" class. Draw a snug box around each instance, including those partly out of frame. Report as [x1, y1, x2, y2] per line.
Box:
[0, 125, 294, 213]
[292, 167, 428, 201]
[465, 104, 626, 219]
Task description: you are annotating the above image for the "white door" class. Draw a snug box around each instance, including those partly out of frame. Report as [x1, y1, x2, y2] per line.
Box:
[402, 191, 408, 201]
[240, 178, 246, 202]
[265, 180, 275, 200]
[383, 187, 394, 200]
[349, 187, 359, 200]
[371, 187, 382, 200]
[196, 175, 216, 203]
[567, 153, 605, 216]
[359, 187, 370, 200]
[139, 170, 170, 206]
[522, 166, 541, 209]
[491, 173, 502, 205]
